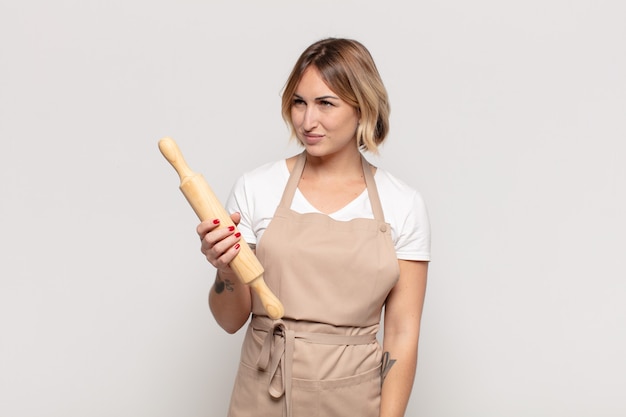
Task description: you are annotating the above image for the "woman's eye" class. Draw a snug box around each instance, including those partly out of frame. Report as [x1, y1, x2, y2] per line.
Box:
[293, 98, 306, 106]
[319, 100, 334, 107]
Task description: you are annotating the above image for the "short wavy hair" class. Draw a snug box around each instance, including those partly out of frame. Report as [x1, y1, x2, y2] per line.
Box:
[281, 38, 390, 153]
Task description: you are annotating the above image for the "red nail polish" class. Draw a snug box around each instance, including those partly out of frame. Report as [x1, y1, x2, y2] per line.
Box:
[213, 219, 220, 224]
[234, 243, 240, 250]
[235, 232, 241, 238]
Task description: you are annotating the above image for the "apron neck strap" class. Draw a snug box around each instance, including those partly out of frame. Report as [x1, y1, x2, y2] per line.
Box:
[278, 151, 307, 209]
[361, 155, 385, 222]
[279, 151, 385, 222]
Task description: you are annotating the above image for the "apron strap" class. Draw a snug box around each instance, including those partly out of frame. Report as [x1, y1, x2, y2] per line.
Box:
[278, 151, 386, 222]
[361, 155, 386, 222]
[278, 151, 306, 209]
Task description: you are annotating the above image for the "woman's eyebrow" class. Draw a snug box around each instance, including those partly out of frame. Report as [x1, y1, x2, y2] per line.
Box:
[293, 93, 340, 101]
[315, 95, 339, 101]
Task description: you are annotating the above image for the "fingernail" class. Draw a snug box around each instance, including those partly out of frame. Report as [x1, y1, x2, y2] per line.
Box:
[235, 232, 241, 238]
[228, 226, 235, 232]
[234, 243, 241, 250]
[213, 219, 220, 224]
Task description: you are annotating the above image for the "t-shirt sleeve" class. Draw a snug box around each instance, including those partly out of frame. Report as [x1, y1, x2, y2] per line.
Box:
[225, 174, 258, 245]
[394, 189, 431, 261]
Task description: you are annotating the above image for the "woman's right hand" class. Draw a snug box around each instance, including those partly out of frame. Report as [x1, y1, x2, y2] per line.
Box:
[197, 212, 242, 272]
[201, 212, 252, 333]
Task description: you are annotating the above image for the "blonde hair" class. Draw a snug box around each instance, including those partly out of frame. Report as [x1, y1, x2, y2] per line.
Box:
[281, 38, 390, 153]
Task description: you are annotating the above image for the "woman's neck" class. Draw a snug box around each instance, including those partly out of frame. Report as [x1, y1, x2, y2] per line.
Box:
[302, 148, 363, 181]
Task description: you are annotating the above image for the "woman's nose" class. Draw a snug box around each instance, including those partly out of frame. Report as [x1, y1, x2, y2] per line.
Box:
[302, 106, 318, 130]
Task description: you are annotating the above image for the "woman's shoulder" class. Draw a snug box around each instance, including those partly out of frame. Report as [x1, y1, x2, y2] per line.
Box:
[232, 157, 292, 198]
[227, 158, 291, 214]
[374, 166, 424, 202]
[374, 166, 431, 260]
[239, 158, 289, 184]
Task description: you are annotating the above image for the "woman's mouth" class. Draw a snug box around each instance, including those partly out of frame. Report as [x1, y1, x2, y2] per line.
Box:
[302, 133, 324, 145]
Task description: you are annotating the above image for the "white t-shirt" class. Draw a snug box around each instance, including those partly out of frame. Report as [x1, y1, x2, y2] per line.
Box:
[225, 159, 431, 261]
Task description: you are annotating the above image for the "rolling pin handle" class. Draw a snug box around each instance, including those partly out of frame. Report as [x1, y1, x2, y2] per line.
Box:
[248, 278, 285, 320]
[158, 137, 194, 181]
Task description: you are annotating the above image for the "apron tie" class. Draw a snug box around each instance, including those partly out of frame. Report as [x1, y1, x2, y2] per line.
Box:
[253, 316, 378, 417]
[255, 319, 295, 416]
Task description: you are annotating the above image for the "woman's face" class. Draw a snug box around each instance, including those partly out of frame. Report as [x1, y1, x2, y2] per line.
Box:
[290, 66, 360, 159]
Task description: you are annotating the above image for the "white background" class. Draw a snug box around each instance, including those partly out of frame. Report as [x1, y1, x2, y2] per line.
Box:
[1, 1, 625, 416]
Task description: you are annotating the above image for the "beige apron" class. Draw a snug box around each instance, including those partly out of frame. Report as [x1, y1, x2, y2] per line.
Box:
[227, 152, 400, 417]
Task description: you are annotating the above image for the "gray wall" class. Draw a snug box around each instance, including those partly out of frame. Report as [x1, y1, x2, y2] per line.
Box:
[1, 1, 624, 416]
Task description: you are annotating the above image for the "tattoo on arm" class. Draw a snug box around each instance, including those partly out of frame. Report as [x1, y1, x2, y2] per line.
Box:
[214, 274, 235, 294]
[213, 242, 255, 295]
[380, 351, 397, 386]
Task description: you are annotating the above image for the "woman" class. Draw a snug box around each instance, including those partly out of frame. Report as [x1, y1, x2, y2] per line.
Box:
[198, 38, 430, 417]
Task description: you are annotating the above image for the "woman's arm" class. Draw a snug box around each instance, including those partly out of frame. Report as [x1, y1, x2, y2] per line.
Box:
[198, 213, 252, 333]
[380, 260, 428, 417]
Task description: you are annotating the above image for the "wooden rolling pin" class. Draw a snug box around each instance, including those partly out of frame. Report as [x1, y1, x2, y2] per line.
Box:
[158, 137, 284, 319]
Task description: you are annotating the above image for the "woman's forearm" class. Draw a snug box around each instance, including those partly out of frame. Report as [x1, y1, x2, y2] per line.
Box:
[380, 331, 419, 417]
[208, 269, 252, 334]
[380, 260, 428, 416]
